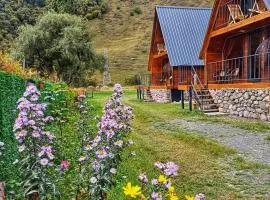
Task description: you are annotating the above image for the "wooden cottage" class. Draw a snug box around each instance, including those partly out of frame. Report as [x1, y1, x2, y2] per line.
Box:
[146, 6, 211, 102]
[201, 0, 270, 88]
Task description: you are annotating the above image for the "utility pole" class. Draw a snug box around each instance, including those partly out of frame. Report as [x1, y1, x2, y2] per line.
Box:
[103, 49, 111, 86]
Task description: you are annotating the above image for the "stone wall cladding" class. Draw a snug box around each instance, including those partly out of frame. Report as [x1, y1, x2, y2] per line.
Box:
[210, 89, 270, 121]
[150, 89, 171, 103]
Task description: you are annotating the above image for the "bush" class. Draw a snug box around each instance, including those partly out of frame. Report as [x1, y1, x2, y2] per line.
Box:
[133, 6, 142, 15]
[0, 53, 25, 77]
[0, 71, 25, 192]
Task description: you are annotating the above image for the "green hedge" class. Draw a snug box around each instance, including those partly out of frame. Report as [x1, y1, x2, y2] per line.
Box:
[0, 71, 25, 190]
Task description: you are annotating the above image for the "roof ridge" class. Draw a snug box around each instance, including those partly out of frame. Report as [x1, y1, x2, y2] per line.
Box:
[155, 5, 212, 10]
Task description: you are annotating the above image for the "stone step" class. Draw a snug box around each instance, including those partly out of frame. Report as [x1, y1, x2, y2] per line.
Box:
[201, 99, 215, 102]
[203, 108, 219, 113]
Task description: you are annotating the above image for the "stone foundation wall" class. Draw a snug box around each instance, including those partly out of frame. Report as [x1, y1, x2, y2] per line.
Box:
[210, 89, 270, 121]
[150, 89, 171, 103]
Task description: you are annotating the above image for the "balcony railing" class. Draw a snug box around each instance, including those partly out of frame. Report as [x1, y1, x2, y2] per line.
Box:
[214, 0, 266, 30]
[207, 52, 270, 84]
[136, 72, 172, 87]
[178, 66, 204, 85]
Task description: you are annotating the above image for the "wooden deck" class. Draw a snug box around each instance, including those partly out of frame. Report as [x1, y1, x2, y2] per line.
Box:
[211, 12, 270, 38]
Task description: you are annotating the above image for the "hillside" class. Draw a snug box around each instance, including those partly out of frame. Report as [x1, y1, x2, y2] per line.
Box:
[89, 0, 213, 84]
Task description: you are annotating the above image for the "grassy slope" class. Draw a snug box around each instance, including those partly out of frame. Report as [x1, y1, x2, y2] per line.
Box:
[91, 90, 270, 199]
[89, 0, 213, 84]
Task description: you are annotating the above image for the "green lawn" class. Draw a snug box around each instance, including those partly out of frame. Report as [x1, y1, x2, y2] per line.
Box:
[91, 89, 270, 200]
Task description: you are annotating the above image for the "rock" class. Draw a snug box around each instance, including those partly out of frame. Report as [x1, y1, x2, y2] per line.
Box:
[244, 92, 249, 100]
[260, 114, 267, 121]
[244, 111, 249, 117]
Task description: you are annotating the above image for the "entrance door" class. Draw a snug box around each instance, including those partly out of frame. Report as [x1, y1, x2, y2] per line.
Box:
[248, 30, 262, 81]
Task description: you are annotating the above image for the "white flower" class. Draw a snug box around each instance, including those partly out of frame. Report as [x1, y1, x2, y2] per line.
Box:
[90, 177, 97, 184]
[40, 158, 49, 166]
[12, 159, 19, 165]
[18, 145, 25, 152]
[110, 168, 117, 174]
[0, 142, 4, 147]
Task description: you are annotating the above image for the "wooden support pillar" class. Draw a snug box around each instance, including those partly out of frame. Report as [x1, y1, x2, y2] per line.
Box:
[243, 33, 249, 80]
[181, 90, 185, 109]
[261, 29, 267, 81]
[189, 87, 193, 111]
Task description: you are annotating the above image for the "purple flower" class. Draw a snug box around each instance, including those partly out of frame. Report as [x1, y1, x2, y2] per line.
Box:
[151, 179, 158, 186]
[38, 146, 54, 160]
[92, 160, 101, 171]
[164, 181, 172, 189]
[95, 149, 108, 159]
[164, 162, 179, 177]
[154, 162, 165, 170]
[138, 173, 148, 183]
[151, 192, 162, 200]
[195, 194, 206, 200]
[155, 161, 179, 177]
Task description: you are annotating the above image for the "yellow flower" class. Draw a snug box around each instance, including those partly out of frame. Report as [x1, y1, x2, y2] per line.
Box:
[158, 175, 167, 183]
[140, 194, 146, 200]
[168, 186, 175, 193]
[185, 195, 195, 200]
[123, 182, 142, 198]
[169, 193, 179, 200]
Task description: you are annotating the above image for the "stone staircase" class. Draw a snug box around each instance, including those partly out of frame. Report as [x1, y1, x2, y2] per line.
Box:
[144, 88, 154, 102]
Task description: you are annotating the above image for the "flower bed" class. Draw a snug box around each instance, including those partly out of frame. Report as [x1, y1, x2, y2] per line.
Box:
[0, 80, 136, 199]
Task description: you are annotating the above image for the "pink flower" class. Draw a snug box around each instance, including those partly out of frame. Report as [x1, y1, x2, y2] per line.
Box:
[60, 160, 69, 171]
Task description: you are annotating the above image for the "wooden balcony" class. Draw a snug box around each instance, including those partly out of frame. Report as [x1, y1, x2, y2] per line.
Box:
[213, 0, 269, 37]
[153, 43, 167, 59]
[207, 52, 270, 87]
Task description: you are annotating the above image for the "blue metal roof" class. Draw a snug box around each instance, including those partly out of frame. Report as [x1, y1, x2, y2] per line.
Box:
[156, 6, 211, 66]
[264, 0, 270, 9]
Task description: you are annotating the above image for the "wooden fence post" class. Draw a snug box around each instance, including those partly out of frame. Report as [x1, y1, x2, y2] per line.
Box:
[181, 90, 185, 109]
[189, 87, 193, 111]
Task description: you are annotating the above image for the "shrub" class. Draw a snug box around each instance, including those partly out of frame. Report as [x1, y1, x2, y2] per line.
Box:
[0, 53, 25, 77]
[0, 71, 25, 193]
[133, 6, 142, 15]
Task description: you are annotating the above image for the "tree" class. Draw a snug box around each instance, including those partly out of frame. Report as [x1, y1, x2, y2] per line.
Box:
[46, 0, 108, 19]
[12, 13, 105, 86]
[0, 0, 44, 49]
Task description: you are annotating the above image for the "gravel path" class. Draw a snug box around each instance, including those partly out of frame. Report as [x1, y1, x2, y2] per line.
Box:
[169, 119, 270, 164]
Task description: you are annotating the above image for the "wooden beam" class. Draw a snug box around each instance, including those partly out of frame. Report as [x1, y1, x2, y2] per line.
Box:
[210, 12, 270, 38]
[208, 83, 270, 89]
[153, 51, 167, 59]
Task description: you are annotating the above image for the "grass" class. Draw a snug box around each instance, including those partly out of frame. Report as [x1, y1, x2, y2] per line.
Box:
[90, 89, 270, 199]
